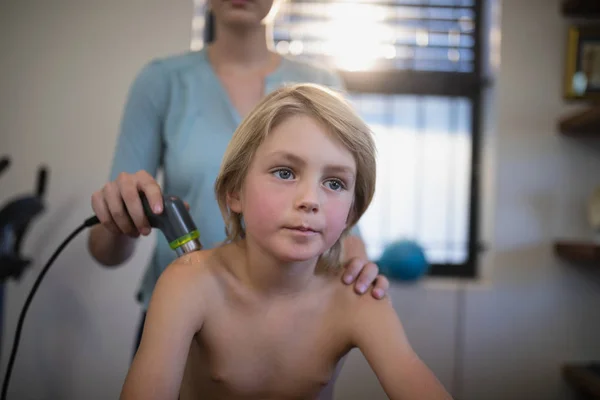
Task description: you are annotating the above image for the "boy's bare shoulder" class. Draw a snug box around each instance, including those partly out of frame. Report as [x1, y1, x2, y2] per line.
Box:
[157, 248, 223, 299]
[171, 248, 218, 271]
[164, 248, 216, 274]
[322, 268, 393, 315]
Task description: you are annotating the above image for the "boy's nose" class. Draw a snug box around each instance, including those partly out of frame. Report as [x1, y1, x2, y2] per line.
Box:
[296, 183, 320, 213]
[298, 199, 319, 213]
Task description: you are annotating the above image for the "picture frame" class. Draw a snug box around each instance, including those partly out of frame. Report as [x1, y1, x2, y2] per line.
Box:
[564, 25, 600, 101]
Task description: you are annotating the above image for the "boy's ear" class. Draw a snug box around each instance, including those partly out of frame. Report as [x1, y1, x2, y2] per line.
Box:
[227, 191, 242, 213]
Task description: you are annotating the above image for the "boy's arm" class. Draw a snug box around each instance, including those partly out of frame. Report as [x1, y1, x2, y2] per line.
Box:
[350, 297, 453, 400]
[120, 262, 205, 400]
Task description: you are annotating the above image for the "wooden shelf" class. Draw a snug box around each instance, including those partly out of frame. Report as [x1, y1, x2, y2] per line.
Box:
[562, 0, 600, 18]
[563, 363, 600, 399]
[554, 240, 600, 265]
[559, 106, 600, 137]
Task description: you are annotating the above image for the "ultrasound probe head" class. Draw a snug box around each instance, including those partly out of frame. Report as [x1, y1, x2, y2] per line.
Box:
[140, 193, 202, 256]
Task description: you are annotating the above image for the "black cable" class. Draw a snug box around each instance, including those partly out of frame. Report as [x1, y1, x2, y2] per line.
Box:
[1, 215, 99, 400]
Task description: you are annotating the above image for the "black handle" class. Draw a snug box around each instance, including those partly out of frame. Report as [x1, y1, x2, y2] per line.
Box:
[139, 192, 198, 244]
[36, 166, 48, 198]
[0, 157, 10, 178]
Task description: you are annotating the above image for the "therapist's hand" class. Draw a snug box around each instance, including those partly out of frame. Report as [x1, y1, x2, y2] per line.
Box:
[91, 170, 164, 238]
[342, 257, 390, 299]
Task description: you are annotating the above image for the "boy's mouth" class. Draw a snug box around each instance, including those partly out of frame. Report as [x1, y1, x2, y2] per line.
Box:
[284, 225, 320, 234]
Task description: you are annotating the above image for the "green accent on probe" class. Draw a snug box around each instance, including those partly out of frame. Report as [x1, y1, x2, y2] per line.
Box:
[169, 230, 200, 250]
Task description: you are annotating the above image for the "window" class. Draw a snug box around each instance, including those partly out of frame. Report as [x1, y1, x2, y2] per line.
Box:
[191, 0, 484, 278]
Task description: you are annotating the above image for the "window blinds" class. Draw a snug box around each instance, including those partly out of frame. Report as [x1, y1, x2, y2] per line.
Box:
[192, 0, 477, 73]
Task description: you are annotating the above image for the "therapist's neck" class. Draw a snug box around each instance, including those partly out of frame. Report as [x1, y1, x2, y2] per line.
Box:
[209, 23, 276, 69]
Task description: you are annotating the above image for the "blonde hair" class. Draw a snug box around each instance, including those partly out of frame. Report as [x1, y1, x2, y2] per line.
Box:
[214, 83, 376, 269]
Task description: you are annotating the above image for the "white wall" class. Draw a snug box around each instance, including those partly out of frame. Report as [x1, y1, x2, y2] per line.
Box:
[1, 0, 600, 399]
[0, 1, 193, 399]
[462, 1, 600, 399]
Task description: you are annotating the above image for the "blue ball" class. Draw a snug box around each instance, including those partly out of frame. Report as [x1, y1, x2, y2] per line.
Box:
[378, 240, 430, 282]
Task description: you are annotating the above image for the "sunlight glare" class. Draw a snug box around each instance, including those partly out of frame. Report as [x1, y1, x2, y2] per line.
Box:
[321, 3, 395, 71]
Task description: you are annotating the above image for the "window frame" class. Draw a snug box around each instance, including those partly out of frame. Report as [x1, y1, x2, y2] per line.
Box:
[333, 1, 486, 279]
[196, 0, 487, 278]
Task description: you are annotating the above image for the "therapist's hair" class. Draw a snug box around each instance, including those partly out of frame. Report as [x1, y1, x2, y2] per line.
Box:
[214, 83, 376, 269]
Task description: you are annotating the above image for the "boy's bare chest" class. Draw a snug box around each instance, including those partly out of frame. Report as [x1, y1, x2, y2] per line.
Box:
[182, 298, 348, 399]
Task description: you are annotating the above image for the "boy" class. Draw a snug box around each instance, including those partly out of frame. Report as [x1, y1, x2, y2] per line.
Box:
[120, 84, 452, 400]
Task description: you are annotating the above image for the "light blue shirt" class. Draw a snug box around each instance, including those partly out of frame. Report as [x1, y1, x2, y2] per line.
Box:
[109, 48, 356, 309]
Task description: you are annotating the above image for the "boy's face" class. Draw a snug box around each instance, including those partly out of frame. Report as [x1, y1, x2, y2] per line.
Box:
[229, 115, 356, 264]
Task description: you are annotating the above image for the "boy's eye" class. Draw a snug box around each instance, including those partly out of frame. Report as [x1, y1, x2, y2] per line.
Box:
[325, 179, 346, 191]
[273, 168, 295, 180]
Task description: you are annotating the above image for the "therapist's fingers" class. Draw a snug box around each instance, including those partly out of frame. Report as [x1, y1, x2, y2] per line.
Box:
[103, 179, 139, 237]
[119, 173, 151, 236]
[91, 190, 120, 235]
[371, 275, 390, 299]
[135, 170, 164, 214]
